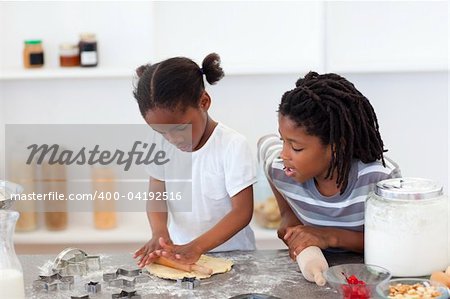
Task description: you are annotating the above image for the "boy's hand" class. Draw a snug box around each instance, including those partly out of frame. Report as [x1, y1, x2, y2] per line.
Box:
[283, 225, 333, 260]
[277, 215, 302, 246]
[133, 235, 172, 268]
[158, 237, 203, 264]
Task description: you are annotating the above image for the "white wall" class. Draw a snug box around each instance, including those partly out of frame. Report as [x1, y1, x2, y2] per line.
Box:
[153, 1, 325, 74]
[1, 72, 448, 192]
[344, 72, 448, 191]
[325, 1, 448, 72]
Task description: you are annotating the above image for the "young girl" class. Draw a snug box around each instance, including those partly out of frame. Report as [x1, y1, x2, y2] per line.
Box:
[132, 53, 256, 267]
[258, 71, 401, 260]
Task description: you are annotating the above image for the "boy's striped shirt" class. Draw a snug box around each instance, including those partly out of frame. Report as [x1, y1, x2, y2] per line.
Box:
[258, 134, 401, 231]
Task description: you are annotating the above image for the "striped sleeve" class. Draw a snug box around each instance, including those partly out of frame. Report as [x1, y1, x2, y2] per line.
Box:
[257, 134, 282, 183]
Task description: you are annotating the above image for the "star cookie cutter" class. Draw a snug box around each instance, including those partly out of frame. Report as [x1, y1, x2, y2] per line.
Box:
[103, 268, 150, 288]
[52, 247, 102, 276]
[111, 289, 142, 299]
[32, 272, 75, 292]
[177, 277, 200, 289]
[85, 281, 101, 293]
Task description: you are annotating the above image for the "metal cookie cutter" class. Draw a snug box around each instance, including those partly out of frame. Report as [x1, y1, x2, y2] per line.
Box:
[32, 272, 75, 292]
[103, 268, 150, 288]
[85, 281, 101, 293]
[177, 277, 200, 289]
[52, 247, 102, 276]
[111, 289, 142, 299]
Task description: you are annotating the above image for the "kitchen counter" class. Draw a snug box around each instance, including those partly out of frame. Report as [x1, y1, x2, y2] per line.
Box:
[20, 250, 364, 299]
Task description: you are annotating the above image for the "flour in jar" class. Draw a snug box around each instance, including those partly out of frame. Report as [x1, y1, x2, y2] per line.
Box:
[365, 194, 448, 277]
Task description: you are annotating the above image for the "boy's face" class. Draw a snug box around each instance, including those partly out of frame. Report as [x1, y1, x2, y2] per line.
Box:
[145, 102, 208, 152]
[278, 114, 332, 184]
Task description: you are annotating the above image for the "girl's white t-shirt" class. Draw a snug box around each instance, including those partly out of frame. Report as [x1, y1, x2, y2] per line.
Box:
[147, 123, 257, 252]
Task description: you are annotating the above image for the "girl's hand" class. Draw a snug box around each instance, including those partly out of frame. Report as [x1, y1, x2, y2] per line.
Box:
[133, 235, 172, 268]
[158, 237, 203, 264]
[283, 225, 333, 260]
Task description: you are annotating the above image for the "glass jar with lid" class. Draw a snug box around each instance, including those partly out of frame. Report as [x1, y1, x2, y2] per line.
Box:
[23, 40, 44, 68]
[79, 33, 98, 67]
[365, 178, 449, 277]
[59, 43, 80, 67]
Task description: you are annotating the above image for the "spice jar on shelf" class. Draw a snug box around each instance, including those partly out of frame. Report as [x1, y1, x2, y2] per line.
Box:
[59, 43, 80, 67]
[23, 40, 44, 68]
[92, 167, 117, 230]
[79, 33, 98, 67]
[42, 163, 68, 231]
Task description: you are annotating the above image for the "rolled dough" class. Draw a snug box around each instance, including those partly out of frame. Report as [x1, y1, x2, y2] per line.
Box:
[146, 255, 233, 280]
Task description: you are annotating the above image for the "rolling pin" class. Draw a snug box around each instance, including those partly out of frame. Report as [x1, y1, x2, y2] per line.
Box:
[296, 246, 328, 286]
[154, 256, 213, 275]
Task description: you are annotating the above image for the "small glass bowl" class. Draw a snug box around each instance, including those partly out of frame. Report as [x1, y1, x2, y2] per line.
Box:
[324, 263, 391, 299]
[376, 278, 449, 299]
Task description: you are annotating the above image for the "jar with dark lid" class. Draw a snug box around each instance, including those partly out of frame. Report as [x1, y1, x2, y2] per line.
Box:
[59, 43, 80, 67]
[23, 40, 44, 68]
[365, 178, 449, 276]
[79, 33, 98, 67]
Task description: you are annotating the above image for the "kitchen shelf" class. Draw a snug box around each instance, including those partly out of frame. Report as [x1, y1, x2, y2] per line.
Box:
[0, 67, 135, 80]
[1, 66, 446, 81]
[0, 66, 303, 81]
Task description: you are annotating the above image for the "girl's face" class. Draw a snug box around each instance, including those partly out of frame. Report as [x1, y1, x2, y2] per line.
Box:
[145, 93, 210, 152]
[278, 114, 333, 184]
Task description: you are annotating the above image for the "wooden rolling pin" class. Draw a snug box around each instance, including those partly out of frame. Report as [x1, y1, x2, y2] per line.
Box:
[296, 246, 328, 286]
[154, 256, 213, 275]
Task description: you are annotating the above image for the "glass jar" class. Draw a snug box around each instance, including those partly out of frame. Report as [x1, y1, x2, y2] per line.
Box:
[23, 40, 44, 68]
[92, 167, 117, 230]
[0, 210, 25, 298]
[79, 33, 98, 67]
[42, 163, 68, 231]
[365, 178, 449, 277]
[59, 43, 80, 67]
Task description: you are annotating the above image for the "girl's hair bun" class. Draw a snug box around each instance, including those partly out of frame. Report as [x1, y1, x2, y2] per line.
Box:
[201, 53, 224, 85]
[136, 64, 150, 78]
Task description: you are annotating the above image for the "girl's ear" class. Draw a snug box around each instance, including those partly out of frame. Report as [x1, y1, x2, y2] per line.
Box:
[199, 91, 211, 111]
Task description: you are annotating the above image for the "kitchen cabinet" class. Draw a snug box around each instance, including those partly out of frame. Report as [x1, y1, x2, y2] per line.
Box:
[153, 1, 325, 74]
[1, 2, 446, 77]
[325, 1, 448, 73]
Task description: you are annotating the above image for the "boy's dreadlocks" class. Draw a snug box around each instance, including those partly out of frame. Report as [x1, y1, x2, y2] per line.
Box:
[278, 71, 386, 193]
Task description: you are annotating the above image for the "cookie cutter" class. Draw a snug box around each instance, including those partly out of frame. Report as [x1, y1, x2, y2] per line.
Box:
[32, 272, 75, 292]
[111, 289, 142, 299]
[52, 247, 101, 276]
[85, 281, 101, 293]
[103, 268, 150, 288]
[177, 277, 200, 289]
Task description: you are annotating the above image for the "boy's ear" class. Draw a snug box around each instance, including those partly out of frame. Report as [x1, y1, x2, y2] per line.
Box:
[199, 91, 211, 111]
